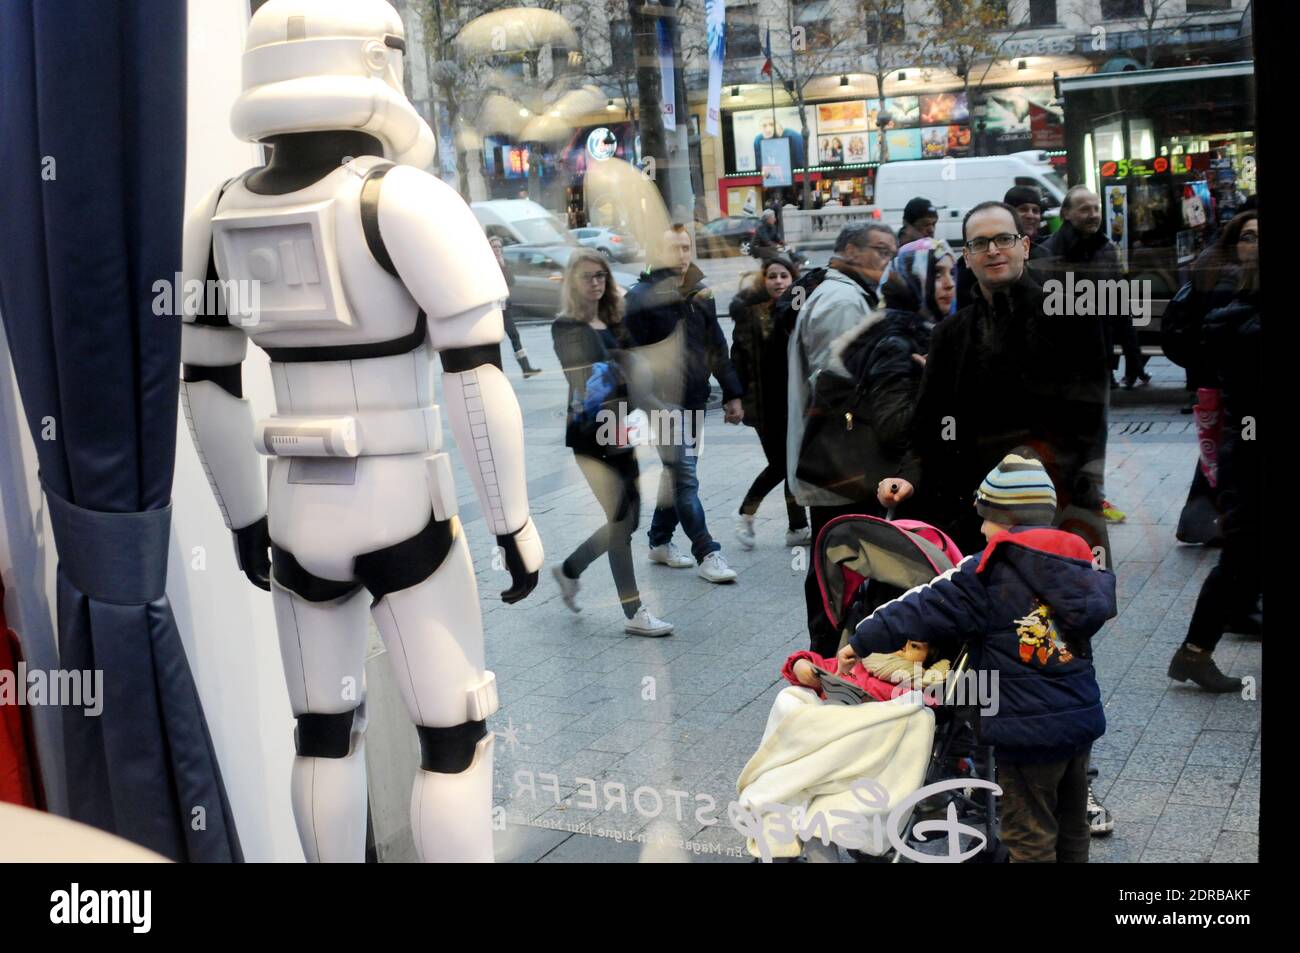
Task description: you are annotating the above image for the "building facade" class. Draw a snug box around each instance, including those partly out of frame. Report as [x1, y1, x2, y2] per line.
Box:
[392, 0, 1252, 221]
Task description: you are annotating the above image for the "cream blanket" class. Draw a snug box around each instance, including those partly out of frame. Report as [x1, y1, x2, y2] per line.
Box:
[735, 687, 935, 859]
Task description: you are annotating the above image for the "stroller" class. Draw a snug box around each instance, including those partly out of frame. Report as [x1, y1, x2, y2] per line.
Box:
[811, 514, 1008, 864]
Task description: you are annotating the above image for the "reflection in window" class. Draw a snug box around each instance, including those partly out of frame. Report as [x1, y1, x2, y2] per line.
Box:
[1100, 0, 1144, 19]
[727, 4, 762, 59]
[1028, 0, 1057, 26]
[865, 2, 906, 44]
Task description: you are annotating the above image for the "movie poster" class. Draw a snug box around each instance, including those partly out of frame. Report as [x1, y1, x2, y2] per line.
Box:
[881, 96, 920, 127]
[876, 128, 922, 161]
[947, 123, 972, 157]
[816, 100, 869, 134]
[842, 132, 870, 163]
[732, 106, 816, 172]
[921, 126, 948, 158]
[982, 86, 1061, 150]
[919, 91, 969, 124]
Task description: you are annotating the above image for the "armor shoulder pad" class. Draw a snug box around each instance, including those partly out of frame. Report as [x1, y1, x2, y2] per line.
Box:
[378, 165, 508, 322]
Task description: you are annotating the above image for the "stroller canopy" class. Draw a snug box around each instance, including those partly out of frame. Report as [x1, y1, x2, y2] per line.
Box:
[814, 515, 962, 636]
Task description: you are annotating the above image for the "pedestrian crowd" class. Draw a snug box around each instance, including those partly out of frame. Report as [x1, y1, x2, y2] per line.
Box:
[490, 183, 1261, 862]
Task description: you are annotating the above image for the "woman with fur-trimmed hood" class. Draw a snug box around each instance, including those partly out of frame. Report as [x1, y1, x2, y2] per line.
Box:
[818, 238, 957, 497]
[730, 255, 810, 548]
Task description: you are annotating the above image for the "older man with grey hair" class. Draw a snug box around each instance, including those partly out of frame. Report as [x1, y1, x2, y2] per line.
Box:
[753, 207, 782, 260]
[787, 222, 897, 653]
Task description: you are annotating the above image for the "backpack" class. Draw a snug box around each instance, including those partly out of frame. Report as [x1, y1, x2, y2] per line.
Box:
[1159, 281, 1198, 370]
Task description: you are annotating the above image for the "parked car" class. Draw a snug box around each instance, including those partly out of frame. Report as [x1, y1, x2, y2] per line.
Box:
[501, 244, 640, 320]
[472, 199, 577, 248]
[696, 215, 760, 258]
[570, 226, 641, 262]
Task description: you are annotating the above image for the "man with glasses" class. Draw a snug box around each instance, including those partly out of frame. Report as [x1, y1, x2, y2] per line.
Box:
[625, 225, 746, 584]
[878, 200, 1115, 838]
[881, 201, 1109, 561]
[787, 222, 896, 654]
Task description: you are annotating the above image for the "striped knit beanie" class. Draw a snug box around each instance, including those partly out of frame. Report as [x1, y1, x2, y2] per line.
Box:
[975, 454, 1057, 526]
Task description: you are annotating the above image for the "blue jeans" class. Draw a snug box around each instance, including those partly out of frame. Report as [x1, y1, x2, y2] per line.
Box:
[647, 413, 719, 563]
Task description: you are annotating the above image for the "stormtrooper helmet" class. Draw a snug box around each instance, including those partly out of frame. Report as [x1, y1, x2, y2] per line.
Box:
[231, 0, 436, 169]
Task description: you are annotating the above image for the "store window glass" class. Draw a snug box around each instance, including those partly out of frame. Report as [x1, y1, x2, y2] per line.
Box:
[1100, 0, 1144, 19]
[1027, 0, 1058, 26]
[330, 0, 1263, 868]
[727, 4, 762, 58]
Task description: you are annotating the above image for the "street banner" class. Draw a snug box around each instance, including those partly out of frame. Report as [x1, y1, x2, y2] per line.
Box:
[705, 0, 726, 137]
[657, 17, 676, 132]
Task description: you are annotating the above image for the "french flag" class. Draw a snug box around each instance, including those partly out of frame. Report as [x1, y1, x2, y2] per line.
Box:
[760, 26, 772, 77]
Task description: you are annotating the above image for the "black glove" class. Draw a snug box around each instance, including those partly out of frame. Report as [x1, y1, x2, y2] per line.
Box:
[496, 529, 539, 604]
[233, 516, 272, 591]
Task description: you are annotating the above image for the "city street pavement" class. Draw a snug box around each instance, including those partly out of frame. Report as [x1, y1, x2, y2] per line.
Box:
[452, 316, 1259, 864]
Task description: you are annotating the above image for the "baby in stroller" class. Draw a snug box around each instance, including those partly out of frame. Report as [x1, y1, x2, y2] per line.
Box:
[734, 514, 966, 862]
[839, 454, 1117, 863]
[783, 636, 951, 702]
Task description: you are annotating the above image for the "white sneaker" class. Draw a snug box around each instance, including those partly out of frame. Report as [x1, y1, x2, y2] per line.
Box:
[648, 542, 694, 569]
[625, 606, 674, 637]
[785, 527, 812, 547]
[552, 566, 580, 613]
[734, 514, 756, 550]
[697, 551, 738, 584]
[1086, 784, 1114, 836]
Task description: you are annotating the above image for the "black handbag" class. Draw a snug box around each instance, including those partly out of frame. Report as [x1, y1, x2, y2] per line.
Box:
[796, 364, 877, 500]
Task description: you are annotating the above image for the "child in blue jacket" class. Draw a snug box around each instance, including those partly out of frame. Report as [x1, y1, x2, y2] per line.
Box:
[838, 453, 1117, 862]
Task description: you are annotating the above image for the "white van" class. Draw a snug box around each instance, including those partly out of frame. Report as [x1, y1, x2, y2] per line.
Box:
[470, 199, 576, 248]
[874, 151, 1067, 245]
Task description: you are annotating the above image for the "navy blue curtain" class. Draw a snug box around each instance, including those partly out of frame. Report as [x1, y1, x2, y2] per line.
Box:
[0, 1, 241, 861]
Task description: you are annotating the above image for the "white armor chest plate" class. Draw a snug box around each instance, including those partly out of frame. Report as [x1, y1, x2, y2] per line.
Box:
[212, 157, 437, 457]
[212, 157, 416, 350]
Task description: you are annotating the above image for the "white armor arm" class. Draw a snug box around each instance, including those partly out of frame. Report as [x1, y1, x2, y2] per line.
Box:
[179, 182, 267, 543]
[379, 166, 542, 583]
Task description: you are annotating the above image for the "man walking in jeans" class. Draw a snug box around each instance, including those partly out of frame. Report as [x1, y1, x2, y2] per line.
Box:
[626, 225, 745, 584]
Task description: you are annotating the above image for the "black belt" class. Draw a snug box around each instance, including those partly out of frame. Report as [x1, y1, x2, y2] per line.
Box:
[262, 311, 427, 363]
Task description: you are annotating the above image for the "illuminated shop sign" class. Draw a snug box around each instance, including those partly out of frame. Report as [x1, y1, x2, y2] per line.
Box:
[1099, 155, 1200, 178]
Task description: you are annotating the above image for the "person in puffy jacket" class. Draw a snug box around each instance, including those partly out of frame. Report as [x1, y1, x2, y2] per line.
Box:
[730, 255, 810, 549]
[840, 454, 1117, 863]
[1165, 211, 1257, 545]
[808, 237, 956, 508]
[1168, 213, 1261, 692]
[551, 248, 675, 637]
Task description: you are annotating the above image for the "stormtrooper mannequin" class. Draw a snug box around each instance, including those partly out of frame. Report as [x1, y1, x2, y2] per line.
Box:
[179, 0, 543, 862]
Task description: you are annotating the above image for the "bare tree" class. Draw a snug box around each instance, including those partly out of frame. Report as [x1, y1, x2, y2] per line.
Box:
[581, 1, 641, 120]
[860, 1, 931, 164]
[918, 0, 1030, 155]
[767, 0, 861, 208]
